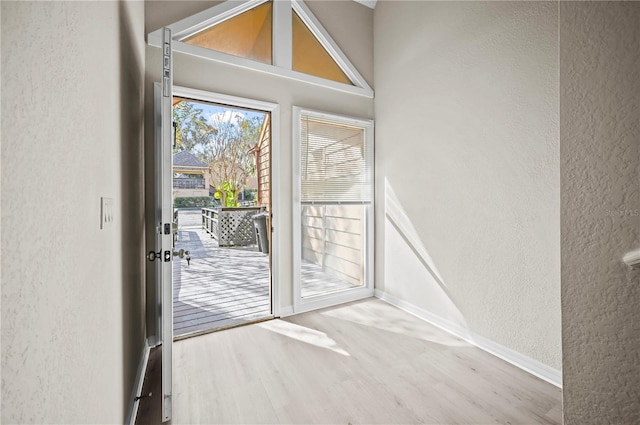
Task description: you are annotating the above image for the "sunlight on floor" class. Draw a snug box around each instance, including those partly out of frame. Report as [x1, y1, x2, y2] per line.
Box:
[258, 320, 350, 356]
[323, 300, 471, 347]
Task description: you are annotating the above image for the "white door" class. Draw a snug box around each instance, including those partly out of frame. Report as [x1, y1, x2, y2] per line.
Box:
[153, 27, 174, 423]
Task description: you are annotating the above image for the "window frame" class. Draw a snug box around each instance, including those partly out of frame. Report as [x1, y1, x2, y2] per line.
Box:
[292, 106, 375, 314]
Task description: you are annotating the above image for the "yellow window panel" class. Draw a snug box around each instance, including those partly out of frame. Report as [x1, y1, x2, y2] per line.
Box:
[292, 11, 353, 86]
[184, 1, 272, 65]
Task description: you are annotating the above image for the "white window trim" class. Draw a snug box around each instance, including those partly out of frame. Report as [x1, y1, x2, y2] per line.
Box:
[273, 0, 292, 69]
[173, 85, 283, 318]
[292, 106, 375, 314]
[147, 0, 373, 98]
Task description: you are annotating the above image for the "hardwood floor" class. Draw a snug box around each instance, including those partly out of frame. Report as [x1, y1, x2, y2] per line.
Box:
[136, 298, 562, 424]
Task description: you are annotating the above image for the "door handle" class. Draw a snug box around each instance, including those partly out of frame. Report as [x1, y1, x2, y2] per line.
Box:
[173, 249, 191, 266]
[173, 248, 187, 258]
[147, 250, 171, 262]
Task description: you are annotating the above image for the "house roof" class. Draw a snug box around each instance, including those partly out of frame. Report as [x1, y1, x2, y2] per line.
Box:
[173, 150, 207, 168]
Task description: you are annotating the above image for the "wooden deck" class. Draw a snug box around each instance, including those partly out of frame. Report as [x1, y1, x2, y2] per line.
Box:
[300, 261, 359, 297]
[173, 220, 271, 338]
[173, 210, 361, 337]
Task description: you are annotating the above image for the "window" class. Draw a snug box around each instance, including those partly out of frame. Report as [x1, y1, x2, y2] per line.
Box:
[292, 11, 352, 85]
[147, 0, 373, 97]
[294, 108, 374, 311]
[183, 1, 272, 64]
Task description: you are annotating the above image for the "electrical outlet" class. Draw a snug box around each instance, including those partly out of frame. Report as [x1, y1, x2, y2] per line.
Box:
[101, 197, 114, 229]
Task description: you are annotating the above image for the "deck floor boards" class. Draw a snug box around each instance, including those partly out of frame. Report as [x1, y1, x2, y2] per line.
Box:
[173, 221, 271, 337]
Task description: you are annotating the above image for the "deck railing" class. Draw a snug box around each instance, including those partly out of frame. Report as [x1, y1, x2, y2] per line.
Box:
[173, 177, 205, 189]
[202, 207, 264, 246]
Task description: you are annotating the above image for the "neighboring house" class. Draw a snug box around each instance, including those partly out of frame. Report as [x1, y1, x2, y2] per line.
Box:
[172, 150, 210, 198]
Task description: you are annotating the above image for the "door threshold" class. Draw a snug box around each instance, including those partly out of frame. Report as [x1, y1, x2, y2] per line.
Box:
[174, 315, 274, 341]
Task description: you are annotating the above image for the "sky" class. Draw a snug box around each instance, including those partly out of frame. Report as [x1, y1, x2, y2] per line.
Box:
[190, 100, 267, 129]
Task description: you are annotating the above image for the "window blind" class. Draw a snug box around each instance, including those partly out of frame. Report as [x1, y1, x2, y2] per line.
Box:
[299, 113, 373, 203]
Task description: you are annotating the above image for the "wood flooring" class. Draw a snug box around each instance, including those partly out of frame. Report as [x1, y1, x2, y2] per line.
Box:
[136, 298, 562, 424]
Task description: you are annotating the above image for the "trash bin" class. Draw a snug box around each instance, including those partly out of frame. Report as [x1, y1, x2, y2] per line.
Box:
[252, 212, 269, 254]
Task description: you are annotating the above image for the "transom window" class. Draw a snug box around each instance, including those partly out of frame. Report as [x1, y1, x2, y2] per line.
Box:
[292, 11, 352, 85]
[148, 0, 373, 97]
[184, 1, 273, 65]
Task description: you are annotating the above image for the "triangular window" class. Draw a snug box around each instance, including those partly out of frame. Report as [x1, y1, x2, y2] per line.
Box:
[148, 0, 372, 97]
[292, 11, 351, 85]
[184, 1, 273, 65]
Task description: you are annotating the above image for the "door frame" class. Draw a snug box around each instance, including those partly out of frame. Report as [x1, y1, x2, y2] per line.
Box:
[172, 85, 282, 318]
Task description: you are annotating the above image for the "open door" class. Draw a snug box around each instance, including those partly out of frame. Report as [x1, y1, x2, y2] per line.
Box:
[171, 94, 273, 337]
[152, 27, 174, 422]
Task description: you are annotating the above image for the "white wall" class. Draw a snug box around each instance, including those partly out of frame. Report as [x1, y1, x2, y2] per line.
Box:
[560, 2, 640, 423]
[144, 0, 374, 333]
[374, 1, 561, 371]
[1, 1, 146, 422]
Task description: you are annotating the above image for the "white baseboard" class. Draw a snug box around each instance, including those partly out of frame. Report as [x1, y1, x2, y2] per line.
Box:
[374, 289, 562, 388]
[126, 337, 152, 425]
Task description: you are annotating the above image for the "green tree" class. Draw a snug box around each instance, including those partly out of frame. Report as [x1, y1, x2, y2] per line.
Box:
[173, 100, 265, 207]
[172, 101, 216, 153]
[203, 114, 263, 207]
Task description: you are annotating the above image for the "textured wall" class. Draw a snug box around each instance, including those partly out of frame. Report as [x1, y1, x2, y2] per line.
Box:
[1, 1, 146, 422]
[374, 1, 562, 370]
[144, 0, 374, 334]
[560, 2, 640, 423]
